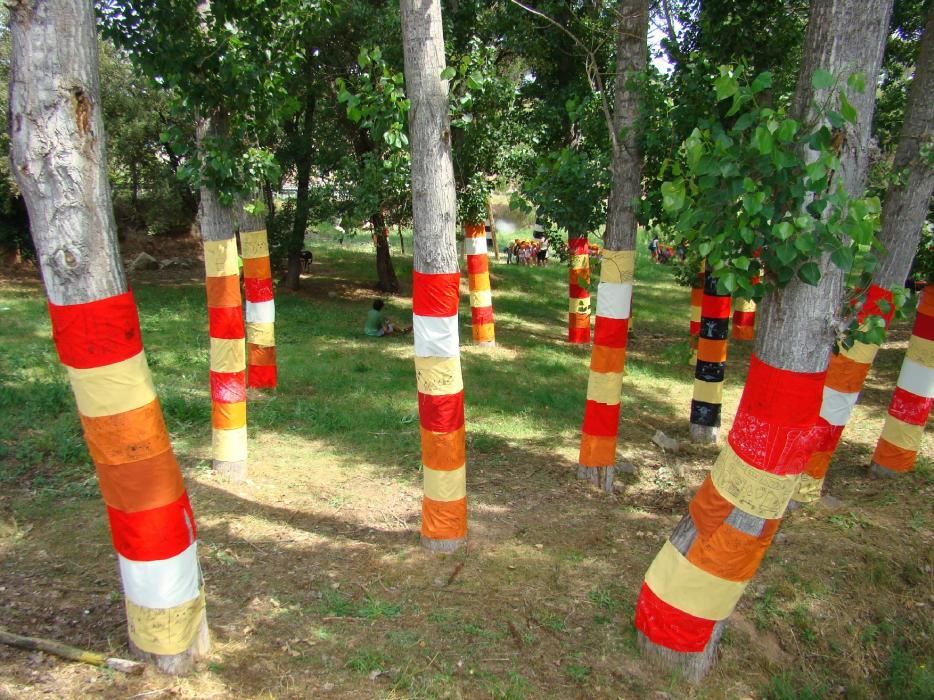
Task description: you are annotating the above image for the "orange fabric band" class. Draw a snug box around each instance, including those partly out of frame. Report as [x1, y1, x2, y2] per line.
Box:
[697, 339, 728, 363]
[81, 400, 171, 466]
[824, 353, 871, 393]
[579, 433, 617, 467]
[212, 400, 246, 430]
[95, 450, 185, 513]
[243, 257, 271, 280]
[205, 275, 241, 308]
[248, 344, 276, 365]
[686, 519, 778, 582]
[421, 426, 466, 471]
[871, 438, 917, 472]
[590, 345, 626, 374]
[422, 496, 467, 540]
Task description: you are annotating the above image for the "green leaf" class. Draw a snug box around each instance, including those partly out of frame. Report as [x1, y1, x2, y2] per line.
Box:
[734, 255, 750, 271]
[812, 68, 834, 89]
[719, 272, 737, 294]
[797, 261, 822, 285]
[827, 110, 845, 128]
[751, 71, 773, 94]
[661, 180, 686, 213]
[847, 71, 866, 94]
[776, 242, 797, 265]
[777, 119, 798, 143]
[831, 247, 854, 271]
[733, 112, 755, 132]
[714, 73, 738, 101]
[752, 126, 773, 155]
[440, 66, 456, 80]
[839, 91, 857, 124]
[743, 191, 764, 216]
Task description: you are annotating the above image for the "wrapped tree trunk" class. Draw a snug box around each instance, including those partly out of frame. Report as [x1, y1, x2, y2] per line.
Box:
[731, 297, 756, 341]
[401, 0, 467, 552]
[568, 235, 592, 342]
[8, 0, 208, 673]
[795, 2, 933, 498]
[237, 204, 277, 389]
[577, 1, 647, 490]
[634, 0, 891, 681]
[688, 273, 704, 365]
[689, 272, 731, 443]
[464, 223, 496, 346]
[198, 118, 247, 481]
[871, 286, 934, 475]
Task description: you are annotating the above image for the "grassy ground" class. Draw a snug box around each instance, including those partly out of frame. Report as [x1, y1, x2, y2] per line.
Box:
[0, 239, 931, 699]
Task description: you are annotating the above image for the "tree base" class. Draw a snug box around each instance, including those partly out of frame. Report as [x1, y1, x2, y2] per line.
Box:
[637, 620, 725, 684]
[869, 461, 901, 478]
[420, 536, 465, 553]
[689, 423, 719, 444]
[475, 341, 495, 348]
[213, 459, 246, 481]
[129, 612, 209, 676]
[576, 465, 614, 493]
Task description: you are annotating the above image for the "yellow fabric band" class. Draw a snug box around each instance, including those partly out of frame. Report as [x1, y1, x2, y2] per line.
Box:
[240, 230, 269, 260]
[569, 297, 592, 315]
[794, 473, 823, 503]
[67, 352, 156, 418]
[415, 356, 463, 396]
[210, 338, 245, 373]
[599, 250, 635, 283]
[644, 541, 748, 620]
[841, 340, 880, 366]
[570, 254, 590, 271]
[203, 239, 239, 277]
[246, 322, 275, 347]
[586, 370, 623, 405]
[691, 306, 702, 322]
[213, 425, 247, 462]
[881, 415, 924, 450]
[470, 290, 492, 309]
[692, 378, 724, 405]
[423, 465, 467, 502]
[710, 444, 799, 519]
[906, 335, 934, 368]
[733, 298, 756, 313]
[126, 590, 205, 656]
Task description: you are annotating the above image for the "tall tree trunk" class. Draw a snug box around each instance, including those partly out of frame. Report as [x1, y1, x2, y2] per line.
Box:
[8, 0, 208, 673]
[577, 0, 647, 491]
[635, 0, 892, 681]
[401, 0, 467, 553]
[486, 198, 499, 260]
[373, 210, 400, 292]
[198, 116, 248, 481]
[285, 95, 316, 292]
[795, 2, 934, 497]
[688, 269, 704, 365]
[464, 222, 496, 345]
[689, 272, 731, 443]
[237, 200, 277, 389]
[731, 297, 757, 341]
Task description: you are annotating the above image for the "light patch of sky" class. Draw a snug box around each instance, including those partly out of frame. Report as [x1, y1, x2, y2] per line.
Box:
[648, 23, 676, 75]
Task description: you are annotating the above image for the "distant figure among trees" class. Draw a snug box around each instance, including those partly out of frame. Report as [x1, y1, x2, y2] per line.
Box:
[364, 299, 410, 337]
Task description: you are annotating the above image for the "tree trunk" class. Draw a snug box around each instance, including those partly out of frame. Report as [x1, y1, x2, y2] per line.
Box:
[794, 2, 934, 500]
[373, 210, 400, 292]
[689, 271, 731, 444]
[731, 297, 757, 341]
[198, 116, 247, 481]
[237, 200, 277, 390]
[8, 0, 208, 673]
[568, 235, 592, 342]
[688, 270, 704, 365]
[486, 198, 499, 260]
[577, 0, 647, 489]
[401, 0, 467, 553]
[636, 0, 892, 681]
[464, 222, 496, 345]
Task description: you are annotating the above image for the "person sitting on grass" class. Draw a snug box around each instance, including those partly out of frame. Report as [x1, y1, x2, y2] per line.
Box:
[364, 299, 410, 337]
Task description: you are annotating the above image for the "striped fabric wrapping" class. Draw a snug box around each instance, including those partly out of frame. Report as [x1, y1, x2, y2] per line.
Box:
[48, 292, 205, 656]
[413, 271, 467, 544]
[731, 297, 756, 341]
[871, 286, 934, 475]
[688, 283, 703, 365]
[690, 272, 731, 432]
[203, 239, 247, 468]
[568, 235, 591, 343]
[579, 250, 635, 467]
[636, 355, 825, 652]
[796, 285, 896, 501]
[241, 229, 276, 388]
[463, 223, 495, 345]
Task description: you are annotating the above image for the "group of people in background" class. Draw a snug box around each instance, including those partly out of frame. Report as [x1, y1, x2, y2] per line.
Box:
[506, 238, 549, 266]
[649, 234, 688, 264]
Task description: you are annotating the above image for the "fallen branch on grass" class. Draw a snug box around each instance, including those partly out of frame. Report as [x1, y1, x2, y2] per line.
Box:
[0, 628, 144, 674]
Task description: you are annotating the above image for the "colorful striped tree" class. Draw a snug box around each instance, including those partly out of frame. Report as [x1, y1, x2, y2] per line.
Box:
[636, 0, 891, 679]
[568, 235, 592, 343]
[577, 0, 647, 490]
[731, 297, 756, 341]
[401, 0, 467, 552]
[688, 276, 704, 364]
[464, 223, 496, 345]
[689, 272, 731, 443]
[9, 0, 208, 672]
[238, 205, 277, 388]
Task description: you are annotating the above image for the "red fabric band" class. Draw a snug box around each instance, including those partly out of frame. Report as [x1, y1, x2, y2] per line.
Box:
[464, 223, 485, 238]
[244, 277, 274, 302]
[48, 291, 143, 369]
[810, 416, 845, 453]
[888, 387, 933, 426]
[581, 400, 621, 437]
[858, 284, 895, 326]
[466, 255, 489, 274]
[107, 492, 195, 561]
[593, 317, 629, 349]
[568, 326, 590, 343]
[412, 272, 460, 317]
[210, 370, 247, 403]
[569, 282, 590, 299]
[733, 311, 755, 326]
[471, 306, 494, 325]
[248, 365, 277, 389]
[689, 321, 701, 336]
[913, 310, 934, 342]
[418, 391, 465, 433]
[634, 582, 716, 653]
[208, 306, 245, 339]
[727, 354, 826, 474]
[568, 237, 589, 255]
[700, 294, 732, 319]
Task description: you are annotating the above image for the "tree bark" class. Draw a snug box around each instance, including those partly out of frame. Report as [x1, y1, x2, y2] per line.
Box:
[285, 94, 316, 292]
[401, 0, 467, 552]
[373, 210, 400, 292]
[8, 0, 208, 673]
[636, 0, 892, 681]
[578, 1, 647, 489]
